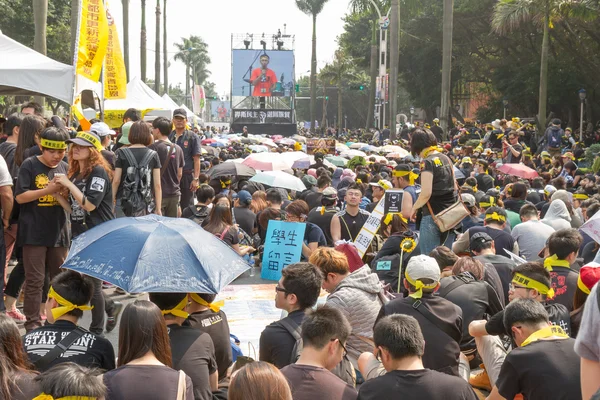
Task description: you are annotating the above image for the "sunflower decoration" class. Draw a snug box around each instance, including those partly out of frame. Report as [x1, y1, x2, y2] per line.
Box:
[400, 237, 417, 253]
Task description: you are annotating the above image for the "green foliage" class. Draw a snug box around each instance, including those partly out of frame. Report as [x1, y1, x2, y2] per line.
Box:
[348, 156, 367, 170]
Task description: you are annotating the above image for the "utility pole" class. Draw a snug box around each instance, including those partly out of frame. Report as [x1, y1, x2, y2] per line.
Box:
[388, 0, 399, 139]
[440, 0, 454, 135]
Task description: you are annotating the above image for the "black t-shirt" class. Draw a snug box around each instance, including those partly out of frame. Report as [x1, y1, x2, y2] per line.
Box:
[496, 338, 581, 400]
[0, 141, 18, 179]
[282, 364, 358, 400]
[505, 143, 523, 164]
[475, 173, 494, 192]
[475, 254, 516, 305]
[259, 309, 305, 369]
[183, 204, 210, 225]
[69, 165, 114, 238]
[357, 369, 478, 400]
[336, 208, 371, 241]
[468, 226, 515, 260]
[233, 206, 256, 237]
[486, 302, 571, 338]
[305, 191, 323, 210]
[422, 153, 456, 215]
[114, 147, 161, 199]
[168, 130, 201, 172]
[187, 310, 233, 380]
[377, 295, 462, 376]
[101, 149, 115, 169]
[23, 320, 115, 372]
[148, 140, 184, 197]
[167, 324, 217, 400]
[15, 156, 70, 247]
[503, 199, 530, 214]
[546, 265, 579, 312]
[104, 364, 194, 400]
[307, 206, 338, 246]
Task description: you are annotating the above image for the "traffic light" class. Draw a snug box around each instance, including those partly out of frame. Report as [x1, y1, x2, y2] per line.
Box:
[325, 96, 329, 100]
[359, 85, 364, 90]
[212, 96, 218, 100]
[295, 84, 300, 93]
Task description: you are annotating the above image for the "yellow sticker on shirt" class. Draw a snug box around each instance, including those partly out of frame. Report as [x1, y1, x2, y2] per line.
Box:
[35, 173, 58, 206]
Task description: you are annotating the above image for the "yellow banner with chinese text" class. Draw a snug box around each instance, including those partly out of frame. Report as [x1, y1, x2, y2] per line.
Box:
[103, 1, 127, 99]
[76, 0, 109, 82]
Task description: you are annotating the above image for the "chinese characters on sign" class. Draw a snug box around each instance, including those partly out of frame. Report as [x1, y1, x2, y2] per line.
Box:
[232, 110, 293, 124]
[76, 0, 109, 82]
[261, 221, 306, 281]
[354, 197, 387, 258]
[103, 1, 127, 99]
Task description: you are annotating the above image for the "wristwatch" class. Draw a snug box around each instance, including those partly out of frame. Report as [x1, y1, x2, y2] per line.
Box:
[193, 177, 199, 181]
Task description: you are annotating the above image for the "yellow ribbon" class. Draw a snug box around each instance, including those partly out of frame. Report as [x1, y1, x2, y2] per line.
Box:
[485, 212, 506, 222]
[392, 170, 419, 185]
[543, 254, 571, 272]
[573, 193, 589, 200]
[421, 146, 441, 159]
[33, 394, 97, 400]
[190, 293, 225, 313]
[383, 212, 408, 225]
[40, 139, 68, 150]
[76, 132, 103, 151]
[356, 179, 363, 184]
[405, 273, 438, 299]
[160, 296, 190, 319]
[577, 275, 591, 295]
[520, 325, 569, 347]
[513, 273, 555, 299]
[220, 179, 231, 189]
[48, 286, 93, 321]
[378, 180, 392, 190]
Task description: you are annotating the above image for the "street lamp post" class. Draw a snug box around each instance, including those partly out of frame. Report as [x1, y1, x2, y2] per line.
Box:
[344, 114, 347, 130]
[579, 89, 587, 143]
[503, 98, 508, 120]
[410, 106, 415, 124]
[368, 0, 391, 131]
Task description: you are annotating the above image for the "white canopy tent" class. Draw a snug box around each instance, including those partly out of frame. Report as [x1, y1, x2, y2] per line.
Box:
[161, 94, 179, 111]
[104, 77, 171, 112]
[0, 32, 74, 104]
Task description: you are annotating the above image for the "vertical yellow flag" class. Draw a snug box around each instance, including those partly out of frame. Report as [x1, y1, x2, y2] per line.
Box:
[76, 0, 109, 82]
[104, 1, 127, 99]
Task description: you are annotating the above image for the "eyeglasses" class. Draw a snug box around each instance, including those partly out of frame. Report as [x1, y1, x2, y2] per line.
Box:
[331, 338, 348, 357]
[509, 283, 528, 291]
[275, 286, 289, 294]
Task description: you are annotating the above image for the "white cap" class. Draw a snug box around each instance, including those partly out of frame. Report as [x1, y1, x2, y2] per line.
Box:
[405, 255, 441, 283]
[90, 122, 116, 137]
[369, 179, 392, 190]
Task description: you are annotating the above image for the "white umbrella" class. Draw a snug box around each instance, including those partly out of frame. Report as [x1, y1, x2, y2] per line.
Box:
[249, 171, 306, 191]
[256, 137, 278, 147]
[276, 138, 297, 146]
[336, 143, 350, 152]
[341, 150, 367, 159]
[292, 135, 307, 143]
[248, 145, 269, 153]
[350, 142, 369, 149]
[224, 158, 245, 163]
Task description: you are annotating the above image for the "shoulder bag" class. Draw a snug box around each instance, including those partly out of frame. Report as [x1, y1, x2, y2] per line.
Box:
[176, 370, 187, 400]
[34, 326, 88, 370]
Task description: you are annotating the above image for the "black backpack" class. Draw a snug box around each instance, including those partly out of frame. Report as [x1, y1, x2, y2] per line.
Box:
[187, 205, 210, 226]
[120, 148, 156, 217]
[279, 318, 303, 365]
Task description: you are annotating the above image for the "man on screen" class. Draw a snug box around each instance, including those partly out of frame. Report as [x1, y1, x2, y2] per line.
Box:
[251, 54, 278, 96]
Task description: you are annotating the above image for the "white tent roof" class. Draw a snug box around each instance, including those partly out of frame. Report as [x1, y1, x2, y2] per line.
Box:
[162, 94, 179, 110]
[179, 104, 196, 119]
[0, 32, 74, 104]
[104, 77, 171, 111]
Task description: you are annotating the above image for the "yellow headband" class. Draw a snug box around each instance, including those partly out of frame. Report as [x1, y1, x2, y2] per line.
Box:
[48, 286, 93, 320]
[33, 394, 97, 400]
[480, 197, 495, 208]
[220, 179, 231, 189]
[577, 275, 591, 295]
[513, 273, 555, 299]
[75, 132, 103, 151]
[573, 193, 589, 200]
[405, 273, 438, 299]
[190, 293, 225, 313]
[485, 212, 505, 222]
[161, 296, 189, 319]
[393, 170, 419, 185]
[543, 254, 571, 272]
[383, 212, 408, 225]
[40, 139, 67, 150]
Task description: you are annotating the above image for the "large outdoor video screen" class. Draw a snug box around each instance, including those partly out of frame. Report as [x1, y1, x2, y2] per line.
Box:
[210, 100, 231, 122]
[232, 50, 295, 97]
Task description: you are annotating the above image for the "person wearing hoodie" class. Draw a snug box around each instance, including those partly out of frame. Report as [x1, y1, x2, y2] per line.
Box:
[541, 199, 572, 231]
[309, 247, 384, 369]
[331, 167, 344, 189]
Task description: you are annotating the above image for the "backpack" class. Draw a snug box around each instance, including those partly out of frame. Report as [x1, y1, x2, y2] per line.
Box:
[279, 318, 303, 364]
[120, 148, 156, 217]
[548, 128, 563, 148]
[187, 205, 210, 226]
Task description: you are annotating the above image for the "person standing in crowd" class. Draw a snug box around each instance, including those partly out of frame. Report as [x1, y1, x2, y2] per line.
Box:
[112, 121, 162, 217]
[20, 101, 44, 116]
[502, 131, 523, 164]
[15, 127, 70, 332]
[14, 114, 45, 168]
[281, 306, 358, 400]
[168, 109, 201, 209]
[358, 315, 478, 400]
[285, 200, 327, 260]
[0, 153, 12, 316]
[89, 122, 117, 168]
[22, 271, 115, 372]
[187, 292, 233, 381]
[510, 203, 555, 261]
[33, 363, 107, 400]
[307, 187, 339, 246]
[229, 362, 293, 400]
[309, 248, 382, 370]
[408, 129, 458, 254]
[149, 117, 184, 218]
[113, 108, 140, 151]
[331, 183, 371, 242]
[53, 131, 122, 336]
[260, 262, 323, 369]
[103, 300, 194, 400]
[544, 228, 581, 312]
[149, 293, 218, 400]
[232, 190, 256, 236]
[486, 299, 580, 400]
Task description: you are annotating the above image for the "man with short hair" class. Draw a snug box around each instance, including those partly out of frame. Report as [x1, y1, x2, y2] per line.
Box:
[233, 190, 255, 235]
[259, 262, 323, 369]
[486, 299, 580, 400]
[453, 207, 518, 258]
[331, 183, 371, 242]
[23, 271, 115, 372]
[305, 174, 331, 211]
[20, 101, 43, 116]
[307, 187, 339, 246]
[182, 184, 214, 225]
[510, 203, 555, 261]
[89, 122, 117, 168]
[150, 117, 184, 217]
[366, 179, 391, 213]
[150, 292, 218, 400]
[502, 132, 523, 164]
[474, 160, 494, 193]
[168, 108, 201, 209]
[358, 315, 477, 400]
[281, 306, 358, 400]
[544, 228, 582, 311]
[542, 118, 564, 156]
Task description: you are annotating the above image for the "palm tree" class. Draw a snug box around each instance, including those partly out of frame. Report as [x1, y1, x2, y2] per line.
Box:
[141, 0, 147, 82]
[440, 0, 454, 134]
[163, 0, 168, 94]
[33, 0, 48, 55]
[122, 0, 130, 78]
[295, 0, 330, 132]
[319, 51, 357, 130]
[154, 0, 161, 93]
[173, 36, 210, 105]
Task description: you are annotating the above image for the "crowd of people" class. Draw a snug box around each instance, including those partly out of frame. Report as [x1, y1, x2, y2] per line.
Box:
[0, 102, 600, 399]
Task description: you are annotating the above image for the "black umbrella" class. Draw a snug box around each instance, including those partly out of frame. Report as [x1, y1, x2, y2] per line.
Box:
[207, 162, 256, 179]
[202, 145, 219, 156]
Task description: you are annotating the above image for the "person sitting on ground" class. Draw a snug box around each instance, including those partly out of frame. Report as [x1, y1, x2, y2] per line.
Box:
[259, 263, 323, 369]
[285, 200, 327, 260]
[429, 246, 459, 279]
[544, 228, 582, 312]
[486, 299, 581, 400]
[307, 187, 339, 246]
[22, 271, 115, 372]
[510, 203, 555, 261]
[305, 174, 331, 211]
[149, 293, 218, 400]
[570, 264, 600, 338]
[330, 183, 371, 243]
[183, 184, 215, 225]
[229, 361, 292, 400]
[281, 307, 358, 400]
[203, 204, 255, 257]
[357, 314, 478, 400]
[33, 362, 106, 400]
[460, 193, 483, 232]
[187, 292, 233, 381]
[309, 248, 383, 370]
[453, 207, 518, 258]
[541, 199, 572, 231]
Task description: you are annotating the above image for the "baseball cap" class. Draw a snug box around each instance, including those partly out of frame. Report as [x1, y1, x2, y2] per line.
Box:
[462, 157, 472, 164]
[118, 121, 133, 145]
[369, 179, 392, 190]
[561, 152, 575, 160]
[461, 193, 477, 208]
[234, 190, 252, 205]
[578, 263, 600, 294]
[470, 232, 493, 253]
[66, 132, 103, 151]
[322, 187, 338, 199]
[544, 184, 557, 197]
[540, 151, 551, 158]
[173, 108, 187, 119]
[90, 122, 116, 137]
[405, 255, 441, 298]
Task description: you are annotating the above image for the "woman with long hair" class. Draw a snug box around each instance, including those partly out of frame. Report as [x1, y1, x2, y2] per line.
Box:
[14, 115, 45, 167]
[203, 205, 254, 256]
[284, 200, 327, 260]
[250, 190, 268, 213]
[229, 361, 292, 400]
[0, 314, 38, 400]
[103, 300, 193, 400]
